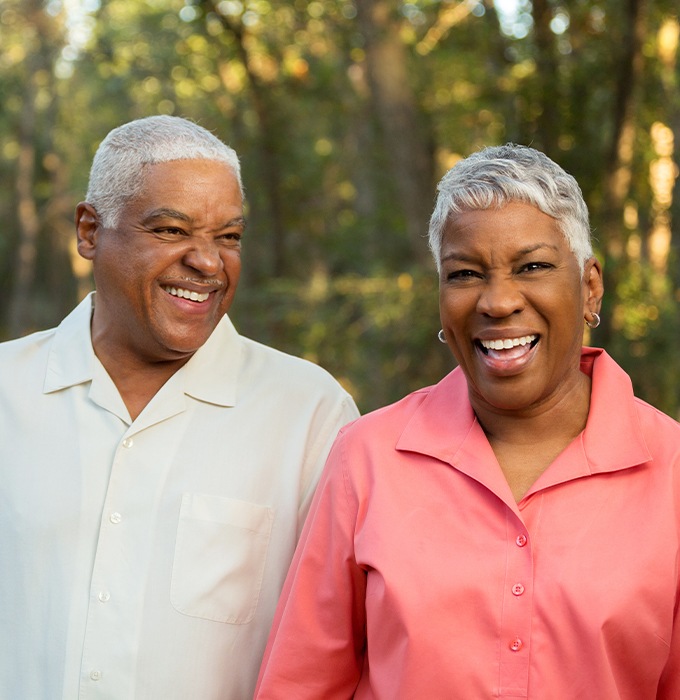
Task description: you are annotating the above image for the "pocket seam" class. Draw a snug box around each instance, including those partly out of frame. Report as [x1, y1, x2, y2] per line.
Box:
[170, 493, 274, 624]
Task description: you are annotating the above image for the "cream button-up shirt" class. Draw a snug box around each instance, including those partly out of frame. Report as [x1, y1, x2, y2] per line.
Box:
[0, 293, 359, 700]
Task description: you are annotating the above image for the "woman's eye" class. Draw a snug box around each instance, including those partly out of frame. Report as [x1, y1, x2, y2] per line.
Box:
[522, 262, 552, 272]
[447, 269, 480, 281]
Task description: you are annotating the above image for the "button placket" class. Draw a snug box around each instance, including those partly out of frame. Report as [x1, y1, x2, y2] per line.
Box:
[498, 521, 533, 694]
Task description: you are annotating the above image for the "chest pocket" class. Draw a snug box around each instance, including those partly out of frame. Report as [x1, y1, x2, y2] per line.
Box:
[171, 493, 274, 624]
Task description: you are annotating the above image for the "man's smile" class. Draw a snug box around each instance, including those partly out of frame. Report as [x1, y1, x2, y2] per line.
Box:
[162, 285, 211, 302]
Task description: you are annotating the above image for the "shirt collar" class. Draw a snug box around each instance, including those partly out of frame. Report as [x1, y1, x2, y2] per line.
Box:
[181, 313, 241, 407]
[43, 292, 242, 408]
[575, 346, 652, 474]
[396, 347, 653, 481]
[395, 367, 476, 465]
[44, 292, 97, 393]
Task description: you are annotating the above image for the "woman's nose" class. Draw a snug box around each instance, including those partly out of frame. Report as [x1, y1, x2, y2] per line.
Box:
[475, 275, 525, 317]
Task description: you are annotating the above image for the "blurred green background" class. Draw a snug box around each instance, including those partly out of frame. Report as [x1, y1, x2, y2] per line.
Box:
[1, 0, 679, 417]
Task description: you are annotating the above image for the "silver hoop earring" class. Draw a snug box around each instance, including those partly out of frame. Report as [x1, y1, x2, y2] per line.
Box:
[438, 329, 447, 344]
[586, 312, 601, 329]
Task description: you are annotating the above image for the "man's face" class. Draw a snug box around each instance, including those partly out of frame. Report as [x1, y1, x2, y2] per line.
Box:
[77, 158, 244, 368]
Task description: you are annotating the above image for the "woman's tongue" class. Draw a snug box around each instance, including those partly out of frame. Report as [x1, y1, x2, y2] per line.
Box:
[484, 342, 534, 362]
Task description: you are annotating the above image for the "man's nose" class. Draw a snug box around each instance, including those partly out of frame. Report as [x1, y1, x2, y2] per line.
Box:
[182, 238, 224, 276]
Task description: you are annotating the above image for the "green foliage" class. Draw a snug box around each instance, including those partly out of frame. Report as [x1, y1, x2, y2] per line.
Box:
[230, 269, 453, 413]
[0, 0, 678, 418]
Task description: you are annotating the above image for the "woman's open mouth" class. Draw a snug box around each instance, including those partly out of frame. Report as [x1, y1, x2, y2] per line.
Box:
[477, 334, 538, 356]
[475, 334, 540, 372]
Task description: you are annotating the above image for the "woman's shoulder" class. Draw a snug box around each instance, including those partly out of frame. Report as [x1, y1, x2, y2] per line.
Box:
[336, 382, 439, 447]
[633, 396, 680, 433]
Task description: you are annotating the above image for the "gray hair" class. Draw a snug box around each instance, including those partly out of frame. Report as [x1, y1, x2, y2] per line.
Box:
[428, 144, 593, 274]
[85, 115, 243, 228]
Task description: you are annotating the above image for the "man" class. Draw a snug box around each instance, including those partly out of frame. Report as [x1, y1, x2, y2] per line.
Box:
[0, 115, 359, 699]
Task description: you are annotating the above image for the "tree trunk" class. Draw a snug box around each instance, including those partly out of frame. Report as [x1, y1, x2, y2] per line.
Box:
[599, 0, 647, 343]
[532, 0, 560, 156]
[207, 1, 288, 278]
[356, 0, 434, 265]
[8, 46, 41, 337]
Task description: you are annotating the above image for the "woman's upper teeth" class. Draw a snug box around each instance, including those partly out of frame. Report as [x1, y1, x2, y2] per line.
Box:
[480, 335, 536, 350]
[163, 286, 210, 302]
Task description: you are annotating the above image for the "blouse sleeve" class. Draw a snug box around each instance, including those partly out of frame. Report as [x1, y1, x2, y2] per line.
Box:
[255, 430, 367, 699]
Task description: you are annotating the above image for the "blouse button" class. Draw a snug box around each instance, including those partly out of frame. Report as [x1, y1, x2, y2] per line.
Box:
[509, 637, 523, 652]
[512, 583, 525, 596]
[516, 534, 527, 547]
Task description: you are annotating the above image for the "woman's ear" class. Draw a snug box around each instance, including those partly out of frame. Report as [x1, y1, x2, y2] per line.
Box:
[75, 203, 101, 261]
[583, 256, 604, 321]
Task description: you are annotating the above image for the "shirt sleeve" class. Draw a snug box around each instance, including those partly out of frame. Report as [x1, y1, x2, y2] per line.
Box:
[255, 431, 367, 699]
[296, 395, 360, 537]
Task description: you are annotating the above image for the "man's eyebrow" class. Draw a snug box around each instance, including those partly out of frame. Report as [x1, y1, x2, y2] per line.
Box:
[226, 216, 247, 229]
[142, 208, 191, 224]
[141, 211, 246, 230]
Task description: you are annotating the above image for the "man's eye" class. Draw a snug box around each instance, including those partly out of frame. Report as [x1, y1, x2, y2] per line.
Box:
[219, 232, 242, 242]
[155, 227, 185, 236]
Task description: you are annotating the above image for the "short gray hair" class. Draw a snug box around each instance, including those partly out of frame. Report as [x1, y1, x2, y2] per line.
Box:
[428, 144, 593, 274]
[85, 115, 243, 228]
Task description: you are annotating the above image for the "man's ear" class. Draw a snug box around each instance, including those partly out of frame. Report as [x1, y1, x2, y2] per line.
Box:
[583, 256, 604, 319]
[75, 202, 101, 261]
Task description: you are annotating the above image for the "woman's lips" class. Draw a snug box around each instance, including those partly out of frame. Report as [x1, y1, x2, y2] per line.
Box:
[478, 334, 537, 353]
[475, 335, 540, 373]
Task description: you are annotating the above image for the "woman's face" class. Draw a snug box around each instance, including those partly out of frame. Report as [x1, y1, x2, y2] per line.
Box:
[438, 202, 603, 415]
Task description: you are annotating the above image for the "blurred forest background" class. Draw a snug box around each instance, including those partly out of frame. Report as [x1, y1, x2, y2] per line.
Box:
[1, 0, 679, 417]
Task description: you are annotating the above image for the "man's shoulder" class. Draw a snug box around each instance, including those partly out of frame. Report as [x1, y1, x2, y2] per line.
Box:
[238, 335, 349, 393]
[0, 329, 59, 407]
[0, 327, 56, 366]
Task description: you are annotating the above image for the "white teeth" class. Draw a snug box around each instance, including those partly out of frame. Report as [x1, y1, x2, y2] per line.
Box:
[480, 335, 536, 350]
[163, 286, 210, 302]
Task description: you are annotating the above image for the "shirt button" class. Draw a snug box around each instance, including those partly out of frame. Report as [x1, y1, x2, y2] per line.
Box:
[90, 670, 101, 681]
[509, 637, 523, 652]
[512, 583, 525, 596]
[122, 438, 133, 449]
[98, 591, 111, 603]
[516, 534, 527, 547]
[109, 512, 122, 524]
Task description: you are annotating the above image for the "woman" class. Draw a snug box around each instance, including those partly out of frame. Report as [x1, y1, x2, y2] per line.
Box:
[255, 145, 680, 699]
